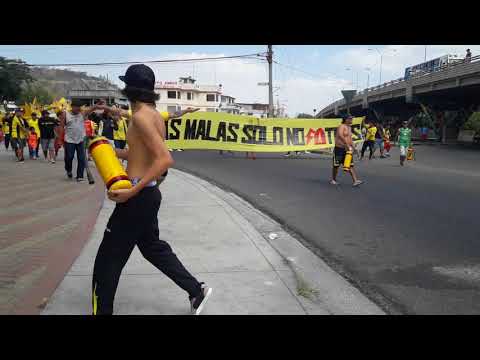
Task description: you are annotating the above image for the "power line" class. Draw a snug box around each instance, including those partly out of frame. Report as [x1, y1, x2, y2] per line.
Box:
[27, 53, 267, 67]
[273, 60, 325, 79]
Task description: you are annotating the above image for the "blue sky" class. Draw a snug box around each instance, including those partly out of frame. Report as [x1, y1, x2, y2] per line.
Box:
[0, 45, 476, 116]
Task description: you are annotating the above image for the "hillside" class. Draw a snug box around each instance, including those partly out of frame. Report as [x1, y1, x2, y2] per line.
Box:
[29, 67, 120, 98]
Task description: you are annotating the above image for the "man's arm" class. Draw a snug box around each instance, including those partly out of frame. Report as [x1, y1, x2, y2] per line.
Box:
[116, 148, 129, 160]
[170, 107, 200, 118]
[92, 104, 131, 119]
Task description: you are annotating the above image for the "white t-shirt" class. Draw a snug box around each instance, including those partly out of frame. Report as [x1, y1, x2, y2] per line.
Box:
[65, 112, 86, 144]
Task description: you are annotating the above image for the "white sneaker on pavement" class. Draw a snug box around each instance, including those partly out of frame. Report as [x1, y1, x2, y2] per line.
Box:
[189, 283, 213, 315]
[330, 179, 339, 185]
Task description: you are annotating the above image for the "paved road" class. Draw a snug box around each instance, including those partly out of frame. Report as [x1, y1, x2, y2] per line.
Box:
[172, 145, 480, 314]
[0, 147, 104, 314]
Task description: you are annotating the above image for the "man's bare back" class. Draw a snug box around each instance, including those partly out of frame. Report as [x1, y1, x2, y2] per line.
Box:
[126, 105, 167, 179]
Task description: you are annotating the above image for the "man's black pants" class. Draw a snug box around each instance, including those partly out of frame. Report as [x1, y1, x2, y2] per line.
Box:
[114, 140, 126, 149]
[4, 134, 10, 150]
[361, 140, 375, 159]
[64, 141, 85, 179]
[92, 187, 202, 315]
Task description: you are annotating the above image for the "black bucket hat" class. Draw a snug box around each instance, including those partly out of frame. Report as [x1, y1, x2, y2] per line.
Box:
[119, 64, 155, 91]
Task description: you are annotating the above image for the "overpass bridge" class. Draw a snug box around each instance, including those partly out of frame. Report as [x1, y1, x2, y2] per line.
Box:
[318, 55, 480, 120]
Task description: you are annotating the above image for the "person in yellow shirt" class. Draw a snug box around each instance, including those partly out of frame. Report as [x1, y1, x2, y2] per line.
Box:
[360, 121, 377, 160]
[27, 112, 41, 159]
[11, 108, 29, 162]
[113, 115, 128, 150]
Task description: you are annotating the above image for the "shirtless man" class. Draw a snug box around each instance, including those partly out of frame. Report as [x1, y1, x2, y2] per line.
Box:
[330, 115, 363, 186]
[91, 64, 212, 315]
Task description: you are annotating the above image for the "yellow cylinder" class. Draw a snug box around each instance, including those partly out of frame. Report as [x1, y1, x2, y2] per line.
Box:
[343, 150, 353, 171]
[88, 136, 132, 190]
[407, 147, 414, 161]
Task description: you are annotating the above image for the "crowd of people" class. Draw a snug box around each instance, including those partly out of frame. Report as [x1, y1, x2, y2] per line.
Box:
[0, 102, 133, 181]
[330, 116, 413, 186]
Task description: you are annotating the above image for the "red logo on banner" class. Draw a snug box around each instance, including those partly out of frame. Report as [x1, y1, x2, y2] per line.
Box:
[306, 128, 326, 145]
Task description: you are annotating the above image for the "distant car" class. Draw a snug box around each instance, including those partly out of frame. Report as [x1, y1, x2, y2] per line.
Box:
[3, 101, 18, 113]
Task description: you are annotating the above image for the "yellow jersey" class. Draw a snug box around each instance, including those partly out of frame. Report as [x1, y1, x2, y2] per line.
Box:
[27, 118, 41, 139]
[113, 117, 128, 141]
[11, 116, 28, 139]
[2, 118, 10, 134]
[366, 126, 377, 141]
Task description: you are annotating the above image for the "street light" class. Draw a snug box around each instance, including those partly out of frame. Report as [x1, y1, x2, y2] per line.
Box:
[365, 67, 371, 88]
[368, 47, 397, 85]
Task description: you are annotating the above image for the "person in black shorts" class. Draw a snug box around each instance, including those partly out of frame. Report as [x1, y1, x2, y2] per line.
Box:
[331, 116, 363, 187]
[38, 110, 59, 163]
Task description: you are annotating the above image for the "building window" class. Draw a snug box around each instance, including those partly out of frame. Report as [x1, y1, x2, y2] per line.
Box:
[216, 94, 219, 102]
[206, 94, 215, 102]
[167, 91, 177, 99]
[177, 91, 181, 99]
[187, 92, 192, 100]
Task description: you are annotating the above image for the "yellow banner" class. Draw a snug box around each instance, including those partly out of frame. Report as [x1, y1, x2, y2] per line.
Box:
[165, 112, 364, 152]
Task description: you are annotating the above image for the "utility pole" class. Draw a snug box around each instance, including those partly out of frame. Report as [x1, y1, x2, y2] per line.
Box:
[267, 45, 274, 117]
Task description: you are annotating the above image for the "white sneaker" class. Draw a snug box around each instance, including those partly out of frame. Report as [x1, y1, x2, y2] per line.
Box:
[353, 180, 363, 187]
[190, 283, 213, 315]
[330, 179, 339, 185]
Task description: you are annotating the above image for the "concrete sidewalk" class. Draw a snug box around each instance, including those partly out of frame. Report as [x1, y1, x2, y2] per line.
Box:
[42, 169, 384, 315]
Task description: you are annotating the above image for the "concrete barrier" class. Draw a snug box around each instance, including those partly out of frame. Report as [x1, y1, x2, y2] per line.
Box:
[458, 130, 475, 143]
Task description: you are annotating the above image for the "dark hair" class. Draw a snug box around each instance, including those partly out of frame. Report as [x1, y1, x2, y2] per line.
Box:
[121, 86, 159, 105]
[29, 127, 35, 131]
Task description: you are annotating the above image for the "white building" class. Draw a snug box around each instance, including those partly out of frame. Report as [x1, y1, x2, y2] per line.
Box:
[236, 102, 269, 118]
[154, 76, 239, 114]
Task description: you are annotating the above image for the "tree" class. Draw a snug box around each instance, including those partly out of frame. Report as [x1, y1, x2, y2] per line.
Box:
[0, 57, 33, 102]
[18, 82, 56, 105]
[463, 112, 480, 135]
[297, 113, 314, 119]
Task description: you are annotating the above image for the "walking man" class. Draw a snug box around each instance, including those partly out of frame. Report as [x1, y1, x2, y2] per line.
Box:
[58, 99, 89, 181]
[39, 110, 59, 163]
[397, 120, 412, 166]
[113, 112, 128, 150]
[360, 121, 376, 160]
[374, 122, 386, 158]
[98, 107, 116, 147]
[91, 64, 212, 315]
[331, 115, 363, 186]
[11, 108, 28, 163]
[2, 112, 12, 151]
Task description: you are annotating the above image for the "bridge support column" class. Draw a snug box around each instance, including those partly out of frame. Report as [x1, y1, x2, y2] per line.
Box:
[405, 84, 414, 103]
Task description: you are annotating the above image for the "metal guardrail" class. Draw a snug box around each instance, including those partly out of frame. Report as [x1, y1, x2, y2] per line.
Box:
[322, 55, 480, 114]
